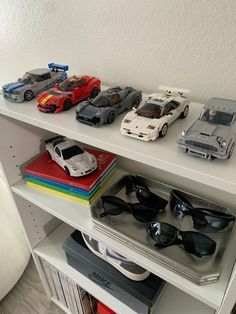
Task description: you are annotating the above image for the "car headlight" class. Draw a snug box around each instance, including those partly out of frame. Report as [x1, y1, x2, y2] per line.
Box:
[12, 90, 21, 94]
[91, 157, 96, 163]
[221, 140, 227, 147]
[181, 130, 186, 136]
[123, 119, 131, 123]
[147, 125, 155, 130]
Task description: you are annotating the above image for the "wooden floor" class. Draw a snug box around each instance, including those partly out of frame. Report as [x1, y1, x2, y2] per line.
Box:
[0, 257, 64, 314]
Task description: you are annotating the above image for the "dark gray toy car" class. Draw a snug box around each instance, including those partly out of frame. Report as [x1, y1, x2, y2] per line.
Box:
[76, 86, 142, 127]
[178, 97, 236, 160]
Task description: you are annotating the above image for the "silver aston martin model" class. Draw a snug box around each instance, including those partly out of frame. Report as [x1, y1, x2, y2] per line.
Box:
[178, 97, 236, 160]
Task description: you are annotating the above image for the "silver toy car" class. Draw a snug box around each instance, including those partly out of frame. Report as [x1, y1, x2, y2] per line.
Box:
[2, 63, 68, 102]
[178, 97, 236, 160]
[76, 86, 142, 127]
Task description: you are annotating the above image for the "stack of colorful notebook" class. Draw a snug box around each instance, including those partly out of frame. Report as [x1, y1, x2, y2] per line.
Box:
[24, 148, 116, 205]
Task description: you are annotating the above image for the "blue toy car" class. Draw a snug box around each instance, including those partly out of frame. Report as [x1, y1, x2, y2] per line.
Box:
[2, 63, 68, 102]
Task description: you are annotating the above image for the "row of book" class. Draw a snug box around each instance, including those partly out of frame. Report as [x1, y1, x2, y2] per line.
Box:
[39, 256, 97, 314]
[24, 148, 116, 205]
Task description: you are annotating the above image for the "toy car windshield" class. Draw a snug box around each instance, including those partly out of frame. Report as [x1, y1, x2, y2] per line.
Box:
[91, 96, 110, 107]
[19, 73, 35, 84]
[200, 108, 234, 126]
[61, 145, 84, 159]
[136, 102, 162, 119]
[58, 78, 77, 91]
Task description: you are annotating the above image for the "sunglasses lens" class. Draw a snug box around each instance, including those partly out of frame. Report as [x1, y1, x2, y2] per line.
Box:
[183, 232, 216, 256]
[192, 213, 230, 232]
[147, 222, 177, 246]
[170, 190, 191, 220]
[131, 204, 158, 222]
[101, 195, 126, 215]
[137, 189, 168, 210]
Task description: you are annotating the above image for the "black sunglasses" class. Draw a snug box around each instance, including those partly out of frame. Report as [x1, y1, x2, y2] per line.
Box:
[100, 195, 159, 222]
[170, 189, 235, 233]
[125, 175, 168, 210]
[147, 221, 216, 257]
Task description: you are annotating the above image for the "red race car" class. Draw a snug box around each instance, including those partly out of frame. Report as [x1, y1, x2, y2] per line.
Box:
[37, 75, 101, 113]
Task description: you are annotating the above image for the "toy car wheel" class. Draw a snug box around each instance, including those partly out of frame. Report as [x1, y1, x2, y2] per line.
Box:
[64, 166, 71, 176]
[47, 151, 52, 159]
[107, 111, 116, 124]
[24, 90, 34, 101]
[228, 143, 235, 159]
[180, 105, 189, 119]
[91, 87, 100, 98]
[63, 99, 72, 111]
[131, 95, 142, 108]
[159, 124, 168, 137]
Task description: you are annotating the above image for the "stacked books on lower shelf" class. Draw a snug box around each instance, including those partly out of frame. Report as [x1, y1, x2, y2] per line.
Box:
[24, 148, 116, 205]
[39, 257, 98, 314]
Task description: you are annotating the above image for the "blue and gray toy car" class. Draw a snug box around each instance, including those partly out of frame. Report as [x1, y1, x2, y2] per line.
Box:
[2, 63, 68, 102]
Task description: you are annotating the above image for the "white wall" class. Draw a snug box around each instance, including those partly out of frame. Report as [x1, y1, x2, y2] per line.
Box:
[0, 0, 236, 103]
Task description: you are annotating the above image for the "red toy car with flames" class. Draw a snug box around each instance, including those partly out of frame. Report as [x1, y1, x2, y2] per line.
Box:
[37, 75, 101, 113]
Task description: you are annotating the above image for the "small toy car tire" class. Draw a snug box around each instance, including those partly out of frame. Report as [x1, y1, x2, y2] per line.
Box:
[91, 87, 100, 98]
[228, 143, 235, 159]
[64, 166, 71, 176]
[24, 90, 34, 101]
[107, 111, 116, 124]
[131, 95, 142, 109]
[159, 123, 168, 137]
[180, 105, 189, 119]
[47, 150, 52, 159]
[63, 99, 72, 111]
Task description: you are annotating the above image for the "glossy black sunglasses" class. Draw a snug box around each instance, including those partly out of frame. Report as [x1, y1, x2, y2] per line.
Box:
[100, 195, 159, 222]
[125, 175, 168, 210]
[147, 221, 216, 257]
[170, 189, 235, 232]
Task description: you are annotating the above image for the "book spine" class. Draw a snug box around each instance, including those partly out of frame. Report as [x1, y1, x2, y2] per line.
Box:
[40, 258, 57, 298]
[50, 265, 67, 308]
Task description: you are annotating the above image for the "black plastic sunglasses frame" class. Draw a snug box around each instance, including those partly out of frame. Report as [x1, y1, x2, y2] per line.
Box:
[170, 189, 235, 232]
[147, 221, 216, 257]
[100, 195, 159, 222]
[124, 175, 168, 210]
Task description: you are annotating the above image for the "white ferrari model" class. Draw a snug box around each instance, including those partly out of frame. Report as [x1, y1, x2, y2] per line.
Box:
[120, 89, 190, 141]
[45, 136, 97, 177]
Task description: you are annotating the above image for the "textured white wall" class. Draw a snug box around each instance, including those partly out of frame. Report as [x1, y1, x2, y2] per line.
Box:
[1, 0, 236, 103]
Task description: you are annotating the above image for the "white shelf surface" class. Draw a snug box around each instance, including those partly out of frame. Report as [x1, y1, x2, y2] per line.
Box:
[34, 223, 214, 314]
[12, 179, 235, 311]
[1, 94, 236, 195]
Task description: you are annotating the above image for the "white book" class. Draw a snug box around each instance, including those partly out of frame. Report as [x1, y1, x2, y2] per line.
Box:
[50, 265, 67, 308]
[72, 281, 84, 314]
[59, 271, 73, 312]
[40, 258, 57, 298]
[67, 277, 79, 314]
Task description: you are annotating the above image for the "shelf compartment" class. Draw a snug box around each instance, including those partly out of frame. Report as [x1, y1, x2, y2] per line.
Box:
[34, 223, 214, 314]
[12, 178, 235, 310]
[1, 94, 236, 196]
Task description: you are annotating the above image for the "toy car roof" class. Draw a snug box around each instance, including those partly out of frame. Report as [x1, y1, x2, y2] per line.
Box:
[206, 97, 236, 114]
[26, 68, 50, 76]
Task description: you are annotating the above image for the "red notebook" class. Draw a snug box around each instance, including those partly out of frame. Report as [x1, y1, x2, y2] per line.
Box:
[24, 148, 116, 191]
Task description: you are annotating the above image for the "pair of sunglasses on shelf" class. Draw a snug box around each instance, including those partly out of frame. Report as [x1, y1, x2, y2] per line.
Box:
[100, 175, 168, 222]
[170, 189, 235, 233]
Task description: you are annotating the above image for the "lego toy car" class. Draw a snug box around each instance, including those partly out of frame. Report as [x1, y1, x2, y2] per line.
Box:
[178, 97, 236, 160]
[45, 136, 97, 177]
[76, 86, 142, 127]
[2, 63, 68, 102]
[120, 88, 190, 141]
[37, 75, 101, 113]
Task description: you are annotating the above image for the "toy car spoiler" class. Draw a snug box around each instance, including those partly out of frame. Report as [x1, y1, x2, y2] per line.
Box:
[48, 63, 69, 72]
[44, 135, 64, 144]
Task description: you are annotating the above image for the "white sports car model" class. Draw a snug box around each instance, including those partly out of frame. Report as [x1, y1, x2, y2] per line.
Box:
[45, 136, 97, 177]
[120, 90, 190, 141]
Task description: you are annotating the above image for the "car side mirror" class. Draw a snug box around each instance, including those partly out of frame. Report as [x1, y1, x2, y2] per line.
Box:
[55, 83, 59, 88]
[74, 87, 79, 92]
[18, 78, 21, 82]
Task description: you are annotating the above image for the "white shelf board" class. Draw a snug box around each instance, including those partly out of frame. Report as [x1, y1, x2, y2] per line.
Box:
[12, 179, 235, 310]
[1, 93, 236, 195]
[34, 223, 214, 314]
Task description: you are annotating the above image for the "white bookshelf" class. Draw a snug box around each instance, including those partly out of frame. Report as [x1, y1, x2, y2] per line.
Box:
[0, 93, 235, 314]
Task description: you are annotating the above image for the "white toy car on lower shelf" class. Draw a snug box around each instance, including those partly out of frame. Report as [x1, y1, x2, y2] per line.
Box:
[120, 88, 190, 141]
[45, 136, 97, 177]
